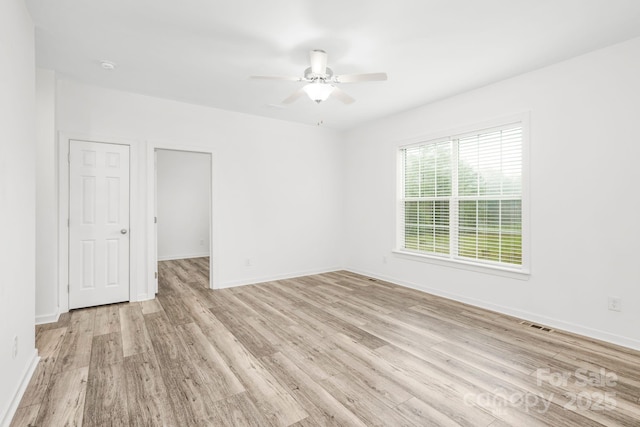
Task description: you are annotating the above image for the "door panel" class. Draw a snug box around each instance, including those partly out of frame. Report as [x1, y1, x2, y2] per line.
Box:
[154, 149, 158, 294]
[69, 140, 130, 309]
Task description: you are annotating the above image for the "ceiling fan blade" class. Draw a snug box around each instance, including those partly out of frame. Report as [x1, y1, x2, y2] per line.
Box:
[335, 72, 388, 83]
[331, 87, 355, 104]
[282, 88, 306, 104]
[250, 75, 302, 82]
[310, 50, 328, 75]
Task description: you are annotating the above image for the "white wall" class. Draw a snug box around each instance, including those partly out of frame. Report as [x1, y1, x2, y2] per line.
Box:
[35, 69, 58, 323]
[344, 36, 640, 349]
[0, 1, 38, 425]
[156, 149, 210, 261]
[49, 78, 343, 306]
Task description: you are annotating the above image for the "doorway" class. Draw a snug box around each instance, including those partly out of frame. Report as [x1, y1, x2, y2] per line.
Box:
[153, 149, 212, 294]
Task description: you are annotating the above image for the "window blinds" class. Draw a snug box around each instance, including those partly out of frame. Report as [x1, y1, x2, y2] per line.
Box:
[402, 124, 523, 267]
[403, 141, 451, 255]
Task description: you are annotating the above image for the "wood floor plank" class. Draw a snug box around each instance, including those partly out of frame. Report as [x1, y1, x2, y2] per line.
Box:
[89, 331, 123, 369]
[126, 392, 176, 427]
[404, 305, 553, 375]
[278, 336, 344, 382]
[167, 288, 216, 326]
[487, 419, 518, 427]
[287, 277, 344, 304]
[201, 317, 309, 427]
[242, 313, 345, 381]
[260, 351, 369, 427]
[83, 363, 129, 427]
[334, 331, 519, 424]
[155, 291, 196, 325]
[19, 327, 67, 408]
[261, 281, 308, 307]
[397, 396, 485, 427]
[144, 311, 190, 370]
[288, 417, 326, 427]
[242, 316, 288, 353]
[320, 373, 419, 427]
[18, 260, 640, 427]
[93, 304, 120, 336]
[211, 288, 263, 319]
[139, 298, 163, 315]
[290, 303, 388, 349]
[229, 286, 298, 328]
[206, 392, 273, 427]
[160, 364, 220, 424]
[174, 322, 245, 398]
[359, 322, 440, 356]
[9, 404, 39, 427]
[329, 345, 414, 407]
[53, 309, 95, 374]
[213, 309, 278, 358]
[36, 326, 69, 359]
[35, 367, 89, 427]
[333, 295, 394, 320]
[419, 307, 561, 359]
[372, 345, 498, 427]
[119, 304, 153, 357]
[123, 350, 168, 401]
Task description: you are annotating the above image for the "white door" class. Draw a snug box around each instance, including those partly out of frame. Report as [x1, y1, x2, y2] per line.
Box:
[153, 149, 158, 294]
[69, 140, 130, 309]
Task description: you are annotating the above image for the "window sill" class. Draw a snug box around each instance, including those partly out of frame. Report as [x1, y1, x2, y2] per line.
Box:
[391, 249, 531, 280]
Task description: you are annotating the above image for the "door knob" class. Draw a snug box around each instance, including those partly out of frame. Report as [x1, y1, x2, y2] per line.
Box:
[121, 229, 128, 234]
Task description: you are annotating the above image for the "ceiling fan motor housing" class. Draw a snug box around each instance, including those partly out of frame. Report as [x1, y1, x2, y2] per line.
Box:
[304, 67, 333, 83]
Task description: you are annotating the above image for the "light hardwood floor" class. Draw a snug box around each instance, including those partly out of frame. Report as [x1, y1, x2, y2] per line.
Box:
[12, 257, 640, 426]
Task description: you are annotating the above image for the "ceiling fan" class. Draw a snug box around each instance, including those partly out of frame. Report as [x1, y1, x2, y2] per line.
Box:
[251, 49, 387, 105]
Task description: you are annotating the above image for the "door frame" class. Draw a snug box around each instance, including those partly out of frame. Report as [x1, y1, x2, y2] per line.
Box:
[58, 133, 141, 313]
[146, 141, 218, 291]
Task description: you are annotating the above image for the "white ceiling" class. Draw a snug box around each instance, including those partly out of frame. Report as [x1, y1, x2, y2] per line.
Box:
[26, 0, 640, 130]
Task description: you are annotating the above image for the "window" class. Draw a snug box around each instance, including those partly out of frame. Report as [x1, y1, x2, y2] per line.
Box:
[399, 121, 526, 271]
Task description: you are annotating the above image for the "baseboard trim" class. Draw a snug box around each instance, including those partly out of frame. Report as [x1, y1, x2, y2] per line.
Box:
[135, 293, 156, 302]
[158, 252, 210, 261]
[1, 350, 40, 427]
[35, 309, 60, 325]
[345, 267, 640, 352]
[218, 267, 342, 289]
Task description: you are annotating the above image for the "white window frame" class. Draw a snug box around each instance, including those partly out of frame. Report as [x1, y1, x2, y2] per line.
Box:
[394, 114, 530, 278]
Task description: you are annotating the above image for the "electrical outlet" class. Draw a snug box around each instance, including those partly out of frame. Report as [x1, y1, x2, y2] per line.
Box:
[245, 258, 252, 267]
[200, 239, 204, 246]
[608, 297, 622, 312]
[12, 336, 18, 359]
[383, 256, 388, 264]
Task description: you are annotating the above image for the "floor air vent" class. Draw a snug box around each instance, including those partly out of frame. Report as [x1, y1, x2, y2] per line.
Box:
[519, 320, 554, 332]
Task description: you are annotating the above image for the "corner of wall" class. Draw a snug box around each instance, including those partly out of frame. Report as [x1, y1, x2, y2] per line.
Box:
[0, 351, 39, 427]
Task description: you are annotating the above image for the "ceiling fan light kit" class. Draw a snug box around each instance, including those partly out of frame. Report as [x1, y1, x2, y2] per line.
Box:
[251, 49, 387, 105]
[303, 82, 335, 103]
